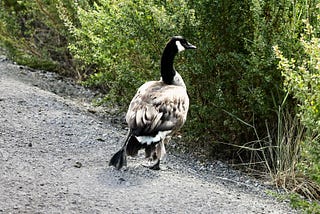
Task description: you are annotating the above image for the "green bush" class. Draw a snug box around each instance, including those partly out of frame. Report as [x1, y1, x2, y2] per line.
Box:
[0, 0, 78, 75]
[182, 0, 308, 151]
[60, 0, 198, 104]
[275, 18, 320, 187]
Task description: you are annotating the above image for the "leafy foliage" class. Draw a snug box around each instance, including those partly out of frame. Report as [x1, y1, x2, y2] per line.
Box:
[60, 0, 198, 105]
[275, 18, 320, 188]
[0, 0, 80, 75]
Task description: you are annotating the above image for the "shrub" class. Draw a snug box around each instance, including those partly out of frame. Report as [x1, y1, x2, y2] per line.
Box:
[182, 0, 307, 153]
[275, 18, 320, 192]
[0, 0, 78, 75]
[60, 0, 198, 105]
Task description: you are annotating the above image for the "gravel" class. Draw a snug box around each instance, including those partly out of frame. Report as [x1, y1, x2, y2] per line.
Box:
[0, 54, 297, 213]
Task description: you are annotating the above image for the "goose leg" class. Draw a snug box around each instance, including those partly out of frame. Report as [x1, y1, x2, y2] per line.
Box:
[148, 140, 166, 170]
[142, 158, 160, 170]
[149, 159, 160, 170]
[109, 147, 127, 170]
[158, 139, 167, 162]
[109, 130, 131, 170]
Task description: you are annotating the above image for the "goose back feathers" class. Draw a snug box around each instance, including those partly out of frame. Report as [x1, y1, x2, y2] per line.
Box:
[126, 80, 189, 140]
[109, 36, 196, 170]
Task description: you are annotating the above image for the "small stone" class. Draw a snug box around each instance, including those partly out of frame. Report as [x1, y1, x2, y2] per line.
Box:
[96, 138, 105, 142]
[74, 161, 82, 168]
[87, 108, 97, 114]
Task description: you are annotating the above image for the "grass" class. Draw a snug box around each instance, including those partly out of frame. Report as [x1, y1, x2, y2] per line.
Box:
[267, 191, 320, 214]
[221, 99, 320, 212]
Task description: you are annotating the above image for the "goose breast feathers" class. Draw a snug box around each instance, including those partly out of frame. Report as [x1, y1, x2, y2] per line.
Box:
[126, 81, 189, 137]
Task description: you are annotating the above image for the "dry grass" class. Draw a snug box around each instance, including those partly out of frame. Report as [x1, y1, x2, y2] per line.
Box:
[268, 108, 320, 201]
[223, 105, 320, 201]
[274, 173, 320, 200]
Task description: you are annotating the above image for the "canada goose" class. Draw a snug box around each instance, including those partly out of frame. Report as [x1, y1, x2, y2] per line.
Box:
[109, 36, 196, 170]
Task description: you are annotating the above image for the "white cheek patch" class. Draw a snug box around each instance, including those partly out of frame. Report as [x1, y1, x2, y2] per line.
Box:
[175, 41, 185, 52]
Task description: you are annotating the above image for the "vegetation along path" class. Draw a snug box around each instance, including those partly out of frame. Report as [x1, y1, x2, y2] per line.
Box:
[0, 55, 296, 213]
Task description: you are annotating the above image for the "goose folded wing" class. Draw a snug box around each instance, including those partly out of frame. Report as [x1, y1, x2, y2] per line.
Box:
[126, 86, 189, 137]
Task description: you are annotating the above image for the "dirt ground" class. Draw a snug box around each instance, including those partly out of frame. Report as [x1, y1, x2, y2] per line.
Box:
[0, 55, 297, 213]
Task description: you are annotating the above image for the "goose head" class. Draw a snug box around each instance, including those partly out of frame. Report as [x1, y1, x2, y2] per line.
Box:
[161, 36, 196, 85]
[171, 36, 197, 52]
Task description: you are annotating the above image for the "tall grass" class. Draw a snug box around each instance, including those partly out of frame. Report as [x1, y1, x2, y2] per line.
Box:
[223, 95, 320, 201]
[270, 107, 320, 200]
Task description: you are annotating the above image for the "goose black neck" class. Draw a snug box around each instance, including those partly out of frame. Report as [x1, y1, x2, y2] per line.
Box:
[161, 45, 177, 85]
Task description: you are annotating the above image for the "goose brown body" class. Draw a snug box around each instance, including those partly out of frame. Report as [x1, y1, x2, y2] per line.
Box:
[126, 80, 189, 138]
[109, 36, 196, 170]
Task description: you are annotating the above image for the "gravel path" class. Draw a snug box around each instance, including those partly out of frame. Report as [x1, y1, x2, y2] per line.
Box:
[0, 55, 297, 213]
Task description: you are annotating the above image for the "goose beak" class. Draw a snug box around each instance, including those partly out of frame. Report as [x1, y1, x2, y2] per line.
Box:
[186, 43, 197, 49]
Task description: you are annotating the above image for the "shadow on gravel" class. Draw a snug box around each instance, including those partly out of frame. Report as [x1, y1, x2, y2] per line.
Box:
[99, 166, 161, 188]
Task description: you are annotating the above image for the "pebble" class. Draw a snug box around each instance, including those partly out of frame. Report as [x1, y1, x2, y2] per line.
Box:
[74, 162, 82, 168]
